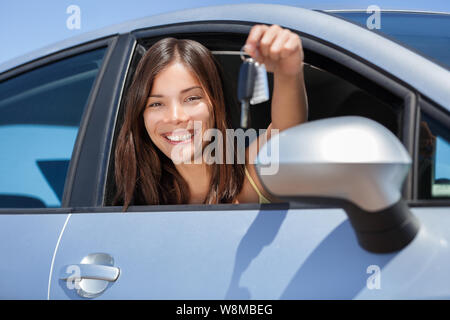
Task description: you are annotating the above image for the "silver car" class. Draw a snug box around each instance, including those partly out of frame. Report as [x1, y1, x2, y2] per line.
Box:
[0, 4, 449, 299]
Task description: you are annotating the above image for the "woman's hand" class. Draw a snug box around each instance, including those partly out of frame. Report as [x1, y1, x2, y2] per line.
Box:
[241, 24, 308, 205]
[243, 24, 304, 77]
[243, 24, 308, 133]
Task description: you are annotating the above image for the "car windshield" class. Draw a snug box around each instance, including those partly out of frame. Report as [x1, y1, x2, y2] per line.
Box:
[329, 11, 450, 70]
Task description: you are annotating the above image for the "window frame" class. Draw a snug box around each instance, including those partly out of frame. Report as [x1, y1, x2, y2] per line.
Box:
[325, 11, 450, 72]
[102, 21, 419, 212]
[410, 95, 450, 206]
[0, 36, 118, 212]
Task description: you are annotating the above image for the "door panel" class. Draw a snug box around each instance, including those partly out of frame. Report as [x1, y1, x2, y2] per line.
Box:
[0, 47, 108, 299]
[49, 208, 346, 299]
[0, 214, 68, 299]
[49, 207, 450, 299]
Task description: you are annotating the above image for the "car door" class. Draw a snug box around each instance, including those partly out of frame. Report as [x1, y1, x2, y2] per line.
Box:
[0, 37, 117, 299]
[48, 5, 450, 300]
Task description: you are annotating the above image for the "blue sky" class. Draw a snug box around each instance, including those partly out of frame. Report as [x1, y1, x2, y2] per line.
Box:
[1, 0, 450, 65]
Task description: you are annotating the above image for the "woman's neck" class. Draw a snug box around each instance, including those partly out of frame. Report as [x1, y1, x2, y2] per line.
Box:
[175, 162, 211, 204]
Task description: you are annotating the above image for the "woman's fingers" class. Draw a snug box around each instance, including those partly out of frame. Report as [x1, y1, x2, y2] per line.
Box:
[245, 25, 299, 60]
[245, 24, 303, 75]
[244, 24, 269, 59]
[259, 24, 282, 59]
[280, 33, 301, 59]
[269, 28, 291, 61]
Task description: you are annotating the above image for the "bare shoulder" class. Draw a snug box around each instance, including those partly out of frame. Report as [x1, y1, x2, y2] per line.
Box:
[236, 124, 275, 204]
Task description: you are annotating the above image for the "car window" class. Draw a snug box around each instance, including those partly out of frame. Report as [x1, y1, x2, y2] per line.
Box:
[0, 48, 106, 208]
[417, 112, 450, 199]
[105, 36, 405, 207]
[332, 12, 450, 70]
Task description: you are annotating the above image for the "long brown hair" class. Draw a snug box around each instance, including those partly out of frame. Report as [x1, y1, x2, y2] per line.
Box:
[114, 37, 245, 210]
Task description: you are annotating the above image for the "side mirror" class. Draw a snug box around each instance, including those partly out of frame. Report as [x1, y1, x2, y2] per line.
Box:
[256, 116, 419, 253]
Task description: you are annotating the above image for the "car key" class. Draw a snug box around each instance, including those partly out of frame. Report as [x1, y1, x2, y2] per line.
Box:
[238, 58, 257, 128]
[250, 62, 270, 105]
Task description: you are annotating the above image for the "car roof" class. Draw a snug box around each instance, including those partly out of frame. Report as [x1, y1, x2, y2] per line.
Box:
[1, 3, 449, 111]
[1, 4, 449, 75]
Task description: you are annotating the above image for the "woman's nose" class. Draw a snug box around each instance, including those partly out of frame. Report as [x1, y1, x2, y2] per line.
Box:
[167, 101, 189, 123]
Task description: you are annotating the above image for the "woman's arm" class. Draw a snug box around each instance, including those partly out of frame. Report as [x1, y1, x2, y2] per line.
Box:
[244, 24, 308, 134]
[238, 24, 308, 203]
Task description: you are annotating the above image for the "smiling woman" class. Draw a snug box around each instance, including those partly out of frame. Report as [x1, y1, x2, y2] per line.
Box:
[113, 25, 308, 210]
[114, 37, 245, 208]
[143, 64, 214, 166]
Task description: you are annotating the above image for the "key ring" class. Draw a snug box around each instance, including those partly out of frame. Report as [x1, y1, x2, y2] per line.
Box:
[240, 45, 251, 62]
[240, 45, 262, 66]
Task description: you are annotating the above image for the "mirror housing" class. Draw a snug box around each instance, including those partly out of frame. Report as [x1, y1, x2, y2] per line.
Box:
[256, 116, 419, 253]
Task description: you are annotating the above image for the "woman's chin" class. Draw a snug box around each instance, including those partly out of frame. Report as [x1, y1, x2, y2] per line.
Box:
[167, 141, 197, 165]
[158, 132, 205, 165]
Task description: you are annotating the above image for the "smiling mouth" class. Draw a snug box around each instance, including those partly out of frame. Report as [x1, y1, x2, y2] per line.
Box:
[162, 130, 196, 144]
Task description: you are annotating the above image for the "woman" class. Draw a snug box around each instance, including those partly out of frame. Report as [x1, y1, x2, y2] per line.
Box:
[114, 24, 308, 210]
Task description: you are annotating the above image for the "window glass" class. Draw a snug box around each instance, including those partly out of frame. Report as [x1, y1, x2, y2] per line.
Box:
[333, 12, 450, 70]
[418, 112, 450, 199]
[0, 48, 106, 208]
[106, 41, 403, 207]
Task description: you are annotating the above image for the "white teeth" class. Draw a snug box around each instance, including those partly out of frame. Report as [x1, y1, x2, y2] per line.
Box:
[166, 134, 193, 142]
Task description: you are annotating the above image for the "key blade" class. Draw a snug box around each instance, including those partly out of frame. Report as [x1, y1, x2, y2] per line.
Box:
[240, 101, 250, 128]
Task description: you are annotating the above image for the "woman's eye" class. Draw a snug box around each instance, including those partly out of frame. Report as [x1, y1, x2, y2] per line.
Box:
[148, 102, 162, 108]
[186, 96, 202, 102]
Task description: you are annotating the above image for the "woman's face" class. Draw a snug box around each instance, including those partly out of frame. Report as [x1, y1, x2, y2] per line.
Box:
[143, 61, 212, 163]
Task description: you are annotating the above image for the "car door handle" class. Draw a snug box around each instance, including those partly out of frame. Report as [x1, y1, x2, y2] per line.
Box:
[60, 264, 120, 282]
[58, 253, 119, 298]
